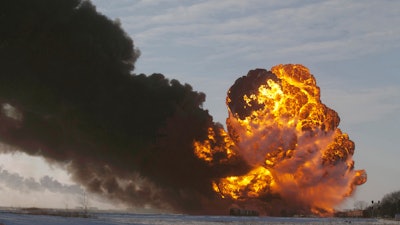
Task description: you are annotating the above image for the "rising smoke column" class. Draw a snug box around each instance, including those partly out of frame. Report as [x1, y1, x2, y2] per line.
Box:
[195, 65, 367, 215]
[0, 0, 248, 213]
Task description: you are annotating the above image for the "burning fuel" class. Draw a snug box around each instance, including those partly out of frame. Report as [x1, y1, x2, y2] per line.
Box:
[194, 64, 367, 215]
[0, 0, 365, 216]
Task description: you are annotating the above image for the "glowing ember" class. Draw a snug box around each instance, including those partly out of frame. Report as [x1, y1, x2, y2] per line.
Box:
[194, 64, 366, 216]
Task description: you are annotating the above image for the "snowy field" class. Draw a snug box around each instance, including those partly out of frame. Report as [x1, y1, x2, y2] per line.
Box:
[1, 212, 400, 225]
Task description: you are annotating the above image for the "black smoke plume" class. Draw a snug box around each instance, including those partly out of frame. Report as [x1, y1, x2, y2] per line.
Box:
[0, 0, 247, 213]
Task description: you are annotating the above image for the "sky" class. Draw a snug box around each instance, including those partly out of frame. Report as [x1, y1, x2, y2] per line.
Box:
[1, 0, 400, 211]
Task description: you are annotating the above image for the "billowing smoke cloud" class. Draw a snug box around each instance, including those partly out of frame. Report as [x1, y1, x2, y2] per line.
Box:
[0, 0, 246, 213]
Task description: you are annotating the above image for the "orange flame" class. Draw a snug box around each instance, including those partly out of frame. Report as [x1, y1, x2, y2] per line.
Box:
[193, 64, 366, 216]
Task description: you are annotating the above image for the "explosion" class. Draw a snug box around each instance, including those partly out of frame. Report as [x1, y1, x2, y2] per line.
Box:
[0, 0, 366, 216]
[194, 64, 367, 215]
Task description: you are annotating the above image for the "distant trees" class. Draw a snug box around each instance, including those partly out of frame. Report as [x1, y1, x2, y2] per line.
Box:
[339, 190, 400, 218]
[363, 190, 400, 218]
[379, 190, 400, 217]
[354, 200, 368, 210]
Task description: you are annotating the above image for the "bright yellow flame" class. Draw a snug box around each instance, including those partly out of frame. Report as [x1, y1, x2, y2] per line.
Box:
[193, 126, 236, 164]
[214, 166, 274, 200]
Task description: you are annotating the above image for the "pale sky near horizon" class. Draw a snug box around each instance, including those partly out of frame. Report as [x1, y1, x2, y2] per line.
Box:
[0, 0, 399, 211]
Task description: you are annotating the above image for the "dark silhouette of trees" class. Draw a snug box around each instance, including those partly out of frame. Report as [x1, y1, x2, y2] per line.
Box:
[364, 191, 400, 218]
[379, 190, 400, 217]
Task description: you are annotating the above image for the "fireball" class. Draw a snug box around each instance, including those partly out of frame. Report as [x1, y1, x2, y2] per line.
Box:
[194, 64, 366, 215]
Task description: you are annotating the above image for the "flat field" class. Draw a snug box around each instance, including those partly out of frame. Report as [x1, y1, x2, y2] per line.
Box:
[1, 211, 400, 225]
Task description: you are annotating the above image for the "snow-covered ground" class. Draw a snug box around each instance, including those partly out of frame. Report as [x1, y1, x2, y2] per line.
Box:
[1, 212, 400, 225]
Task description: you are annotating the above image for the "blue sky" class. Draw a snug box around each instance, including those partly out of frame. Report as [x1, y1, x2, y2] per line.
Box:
[0, 0, 399, 210]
